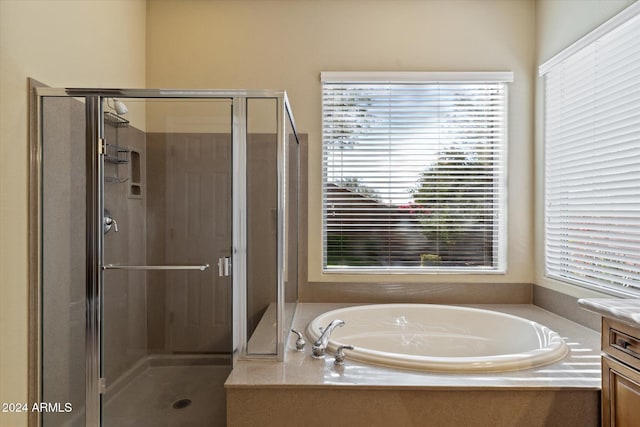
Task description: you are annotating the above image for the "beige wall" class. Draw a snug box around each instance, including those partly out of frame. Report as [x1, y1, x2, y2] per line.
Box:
[2, 0, 635, 424]
[0, 1, 145, 425]
[533, 0, 636, 299]
[146, 0, 537, 289]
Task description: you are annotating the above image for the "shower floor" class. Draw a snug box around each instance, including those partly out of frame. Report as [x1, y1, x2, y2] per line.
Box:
[103, 363, 231, 427]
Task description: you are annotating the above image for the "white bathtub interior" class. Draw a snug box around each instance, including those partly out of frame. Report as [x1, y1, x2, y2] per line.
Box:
[306, 304, 569, 372]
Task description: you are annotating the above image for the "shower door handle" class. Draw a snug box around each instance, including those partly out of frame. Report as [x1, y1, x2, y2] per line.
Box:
[103, 264, 210, 271]
[217, 257, 231, 277]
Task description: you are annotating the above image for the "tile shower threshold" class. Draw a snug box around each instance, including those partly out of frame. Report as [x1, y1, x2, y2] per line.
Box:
[226, 303, 602, 391]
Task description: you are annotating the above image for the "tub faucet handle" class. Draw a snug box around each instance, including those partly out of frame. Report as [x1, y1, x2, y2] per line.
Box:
[334, 345, 354, 366]
[290, 329, 306, 351]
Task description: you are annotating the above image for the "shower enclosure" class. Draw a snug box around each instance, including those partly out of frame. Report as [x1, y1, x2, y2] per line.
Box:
[30, 87, 299, 426]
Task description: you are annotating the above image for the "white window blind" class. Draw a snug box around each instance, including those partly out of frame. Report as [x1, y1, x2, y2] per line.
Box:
[321, 72, 510, 273]
[541, 4, 640, 295]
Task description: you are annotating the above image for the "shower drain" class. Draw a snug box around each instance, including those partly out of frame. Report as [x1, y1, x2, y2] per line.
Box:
[172, 399, 192, 410]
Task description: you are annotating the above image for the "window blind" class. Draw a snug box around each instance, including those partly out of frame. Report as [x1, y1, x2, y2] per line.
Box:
[542, 4, 640, 295]
[321, 73, 509, 272]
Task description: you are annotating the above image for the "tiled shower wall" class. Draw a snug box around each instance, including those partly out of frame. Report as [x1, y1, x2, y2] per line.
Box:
[103, 123, 147, 381]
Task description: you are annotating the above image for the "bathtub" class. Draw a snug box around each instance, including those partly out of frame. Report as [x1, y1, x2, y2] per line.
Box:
[305, 304, 569, 372]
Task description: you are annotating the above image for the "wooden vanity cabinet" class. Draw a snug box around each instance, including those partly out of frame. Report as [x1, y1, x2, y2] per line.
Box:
[602, 317, 640, 427]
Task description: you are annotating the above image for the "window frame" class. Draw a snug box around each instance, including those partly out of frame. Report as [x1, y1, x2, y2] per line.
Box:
[320, 71, 512, 274]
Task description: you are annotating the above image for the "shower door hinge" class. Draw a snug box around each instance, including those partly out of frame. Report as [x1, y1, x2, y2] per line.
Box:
[98, 138, 106, 155]
[98, 377, 106, 394]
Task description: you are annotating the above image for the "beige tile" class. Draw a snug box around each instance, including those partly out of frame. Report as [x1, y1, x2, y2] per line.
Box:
[228, 388, 598, 427]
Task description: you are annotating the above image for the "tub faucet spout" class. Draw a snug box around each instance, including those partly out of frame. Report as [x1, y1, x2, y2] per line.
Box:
[312, 319, 345, 358]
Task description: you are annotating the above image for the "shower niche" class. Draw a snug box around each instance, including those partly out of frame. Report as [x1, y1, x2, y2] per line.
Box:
[31, 88, 299, 427]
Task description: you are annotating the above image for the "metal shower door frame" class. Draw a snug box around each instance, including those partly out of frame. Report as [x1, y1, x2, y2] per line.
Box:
[30, 87, 294, 427]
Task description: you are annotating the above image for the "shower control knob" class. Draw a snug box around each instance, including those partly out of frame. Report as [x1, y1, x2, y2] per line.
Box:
[104, 209, 119, 234]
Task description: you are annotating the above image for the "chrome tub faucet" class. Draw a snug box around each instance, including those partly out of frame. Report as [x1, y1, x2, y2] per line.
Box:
[311, 319, 345, 358]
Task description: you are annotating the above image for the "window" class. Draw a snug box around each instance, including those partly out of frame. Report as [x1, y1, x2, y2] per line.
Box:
[321, 72, 511, 273]
[540, 3, 640, 295]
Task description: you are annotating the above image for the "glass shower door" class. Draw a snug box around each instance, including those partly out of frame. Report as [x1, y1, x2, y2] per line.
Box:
[36, 89, 297, 427]
[100, 98, 233, 426]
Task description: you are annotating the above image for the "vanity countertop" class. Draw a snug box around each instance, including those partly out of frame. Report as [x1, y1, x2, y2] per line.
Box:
[578, 298, 640, 329]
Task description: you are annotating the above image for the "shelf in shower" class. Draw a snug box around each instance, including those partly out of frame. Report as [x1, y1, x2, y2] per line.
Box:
[104, 143, 130, 164]
[104, 111, 129, 128]
[105, 176, 129, 183]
